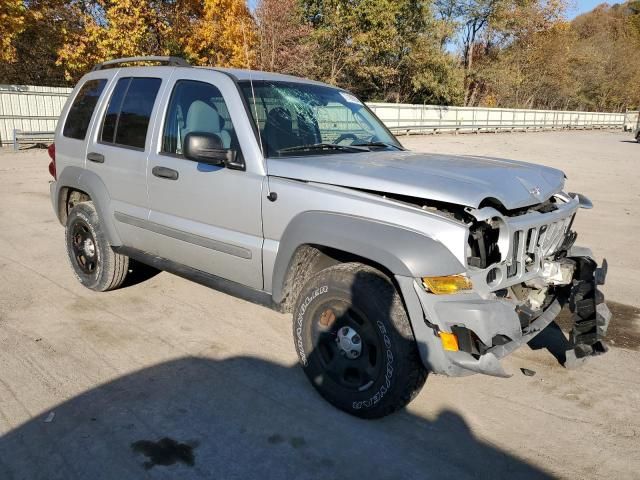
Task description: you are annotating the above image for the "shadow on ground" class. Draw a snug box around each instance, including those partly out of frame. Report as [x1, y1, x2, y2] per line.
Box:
[0, 268, 565, 479]
[529, 301, 640, 367]
[0, 354, 554, 480]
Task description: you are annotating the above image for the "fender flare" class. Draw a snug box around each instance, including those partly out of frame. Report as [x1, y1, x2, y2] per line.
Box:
[54, 166, 122, 246]
[271, 211, 464, 303]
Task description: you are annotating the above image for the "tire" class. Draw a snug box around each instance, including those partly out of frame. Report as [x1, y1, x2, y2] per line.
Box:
[292, 262, 427, 418]
[65, 201, 129, 292]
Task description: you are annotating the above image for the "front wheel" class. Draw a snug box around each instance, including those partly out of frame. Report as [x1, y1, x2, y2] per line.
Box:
[292, 263, 427, 418]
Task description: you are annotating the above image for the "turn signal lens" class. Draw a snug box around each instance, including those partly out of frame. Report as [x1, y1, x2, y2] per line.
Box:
[440, 332, 459, 351]
[422, 275, 473, 295]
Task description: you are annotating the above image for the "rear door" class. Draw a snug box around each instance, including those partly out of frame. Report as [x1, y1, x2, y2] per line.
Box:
[55, 72, 113, 178]
[85, 69, 168, 247]
[144, 69, 265, 289]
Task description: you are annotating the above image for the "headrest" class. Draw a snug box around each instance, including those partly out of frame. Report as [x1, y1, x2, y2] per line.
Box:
[186, 100, 221, 133]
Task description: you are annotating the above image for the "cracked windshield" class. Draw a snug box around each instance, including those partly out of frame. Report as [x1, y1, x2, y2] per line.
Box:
[240, 81, 402, 157]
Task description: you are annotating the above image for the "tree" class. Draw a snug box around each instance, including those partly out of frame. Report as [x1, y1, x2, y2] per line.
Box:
[302, 0, 463, 104]
[57, 0, 171, 81]
[254, 0, 314, 75]
[0, 0, 25, 63]
[180, 0, 257, 68]
[0, 0, 80, 85]
[54, 0, 257, 81]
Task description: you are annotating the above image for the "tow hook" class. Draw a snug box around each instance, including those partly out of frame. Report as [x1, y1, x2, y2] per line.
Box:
[566, 258, 611, 363]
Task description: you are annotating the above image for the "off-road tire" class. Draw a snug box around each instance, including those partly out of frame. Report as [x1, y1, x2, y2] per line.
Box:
[292, 262, 427, 418]
[65, 201, 129, 292]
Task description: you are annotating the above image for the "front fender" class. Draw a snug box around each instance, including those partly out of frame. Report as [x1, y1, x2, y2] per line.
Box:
[271, 211, 464, 303]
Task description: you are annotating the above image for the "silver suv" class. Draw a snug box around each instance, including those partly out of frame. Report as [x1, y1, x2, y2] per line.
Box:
[49, 57, 610, 418]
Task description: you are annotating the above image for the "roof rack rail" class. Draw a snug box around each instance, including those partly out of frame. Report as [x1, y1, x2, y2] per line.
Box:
[91, 56, 190, 71]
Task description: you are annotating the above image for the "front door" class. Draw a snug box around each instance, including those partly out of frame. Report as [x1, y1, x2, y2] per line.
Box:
[144, 70, 265, 290]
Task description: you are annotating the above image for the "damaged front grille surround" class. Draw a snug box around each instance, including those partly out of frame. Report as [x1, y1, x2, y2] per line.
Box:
[466, 194, 581, 294]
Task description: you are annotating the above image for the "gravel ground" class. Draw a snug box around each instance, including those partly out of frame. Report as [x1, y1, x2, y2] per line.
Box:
[0, 130, 639, 480]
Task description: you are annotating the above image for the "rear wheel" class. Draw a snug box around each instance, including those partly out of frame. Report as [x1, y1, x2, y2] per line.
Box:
[292, 263, 427, 418]
[65, 201, 129, 291]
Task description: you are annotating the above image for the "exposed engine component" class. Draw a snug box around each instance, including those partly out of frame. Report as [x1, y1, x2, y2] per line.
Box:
[468, 221, 501, 268]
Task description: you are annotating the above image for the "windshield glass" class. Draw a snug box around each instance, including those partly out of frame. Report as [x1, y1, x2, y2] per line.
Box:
[239, 81, 402, 157]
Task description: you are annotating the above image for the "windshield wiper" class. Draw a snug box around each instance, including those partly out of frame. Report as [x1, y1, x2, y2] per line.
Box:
[351, 141, 402, 150]
[278, 143, 368, 154]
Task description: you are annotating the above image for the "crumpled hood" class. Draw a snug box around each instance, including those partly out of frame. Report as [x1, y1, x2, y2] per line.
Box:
[267, 150, 565, 209]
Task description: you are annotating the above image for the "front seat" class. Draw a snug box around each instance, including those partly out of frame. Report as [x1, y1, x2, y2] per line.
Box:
[264, 107, 300, 154]
[183, 100, 231, 149]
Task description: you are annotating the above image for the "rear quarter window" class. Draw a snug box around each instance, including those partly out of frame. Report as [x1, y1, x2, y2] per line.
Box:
[62, 79, 107, 140]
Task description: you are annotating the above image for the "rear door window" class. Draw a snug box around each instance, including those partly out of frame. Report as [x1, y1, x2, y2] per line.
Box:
[62, 79, 107, 140]
[100, 77, 162, 150]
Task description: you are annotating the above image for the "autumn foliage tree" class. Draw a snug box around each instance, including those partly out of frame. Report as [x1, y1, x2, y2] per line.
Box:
[180, 0, 257, 68]
[0, 0, 638, 111]
[254, 0, 314, 76]
[57, 0, 171, 80]
[0, 0, 25, 63]
[471, 1, 640, 110]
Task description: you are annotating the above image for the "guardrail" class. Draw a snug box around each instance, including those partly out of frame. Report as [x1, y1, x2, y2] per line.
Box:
[13, 129, 55, 151]
[367, 103, 628, 135]
[0, 84, 633, 146]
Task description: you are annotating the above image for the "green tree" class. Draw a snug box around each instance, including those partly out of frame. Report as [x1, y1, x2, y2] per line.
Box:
[304, 0, 463, 104]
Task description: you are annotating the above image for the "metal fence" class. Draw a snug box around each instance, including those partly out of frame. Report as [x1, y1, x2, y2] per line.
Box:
[0, 83, 634, 148]
[0, 84, 72, 147]
[367, 103, 631, 135]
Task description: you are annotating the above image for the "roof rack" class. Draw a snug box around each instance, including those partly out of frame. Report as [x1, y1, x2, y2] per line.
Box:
[91, 56, 190, 71]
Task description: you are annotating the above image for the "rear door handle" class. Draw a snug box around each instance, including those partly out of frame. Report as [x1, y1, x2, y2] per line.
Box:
[87, 152, 105, 163]
[152, 166, 179, 180]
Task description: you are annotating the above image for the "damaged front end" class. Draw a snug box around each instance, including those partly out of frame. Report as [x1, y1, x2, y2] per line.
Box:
[413, 192, 610, 377]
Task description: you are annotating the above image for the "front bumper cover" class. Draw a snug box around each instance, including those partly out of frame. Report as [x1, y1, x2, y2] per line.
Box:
[404, 254, 610, 377]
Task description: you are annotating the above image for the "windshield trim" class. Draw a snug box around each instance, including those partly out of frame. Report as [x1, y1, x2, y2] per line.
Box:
[237, 80, 404, 159]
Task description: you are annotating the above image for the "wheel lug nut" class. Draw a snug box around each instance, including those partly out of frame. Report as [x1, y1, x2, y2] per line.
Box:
[352, 335, 360, 344]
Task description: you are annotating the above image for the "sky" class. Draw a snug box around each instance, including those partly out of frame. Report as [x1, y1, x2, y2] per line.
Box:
[568, 0, 610, 17]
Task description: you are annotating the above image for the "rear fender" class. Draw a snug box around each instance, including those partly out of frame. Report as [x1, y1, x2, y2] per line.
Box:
[53, 166, 122, 246]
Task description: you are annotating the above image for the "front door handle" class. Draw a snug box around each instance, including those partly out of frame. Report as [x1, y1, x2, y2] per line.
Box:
[152, 166, 179, 180]
[87, 152, 105, 163]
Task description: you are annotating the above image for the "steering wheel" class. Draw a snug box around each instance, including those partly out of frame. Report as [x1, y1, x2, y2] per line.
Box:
[334, 133, 360, 145]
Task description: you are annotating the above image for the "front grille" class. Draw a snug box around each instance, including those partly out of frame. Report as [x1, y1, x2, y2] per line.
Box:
[506, 215, 574, 279]
[468, 195, 581, 293]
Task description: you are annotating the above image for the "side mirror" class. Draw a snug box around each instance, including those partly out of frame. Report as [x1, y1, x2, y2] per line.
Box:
[183, 132, 245, 170]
